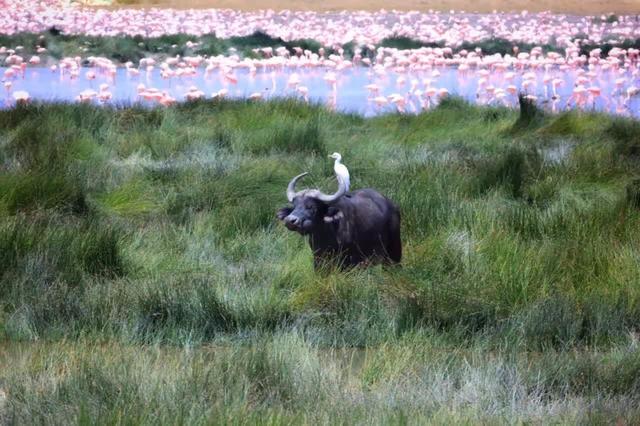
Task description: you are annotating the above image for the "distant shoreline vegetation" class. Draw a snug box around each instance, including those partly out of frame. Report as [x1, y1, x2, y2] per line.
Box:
[1, 30, 639, 65]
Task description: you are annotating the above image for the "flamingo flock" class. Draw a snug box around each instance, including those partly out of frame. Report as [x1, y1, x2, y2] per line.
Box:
[2, 1, 639, 47]
[1, 0, 640, 116]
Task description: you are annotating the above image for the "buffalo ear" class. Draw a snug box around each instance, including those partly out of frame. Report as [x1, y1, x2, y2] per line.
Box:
[277, 207, 292, 221]
[323, 208, 344, 224]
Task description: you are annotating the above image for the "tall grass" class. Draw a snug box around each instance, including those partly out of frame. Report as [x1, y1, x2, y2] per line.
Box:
[2, 334, 639, 424]
[1, 98, 639, 343]
[2, 99, 640, 422]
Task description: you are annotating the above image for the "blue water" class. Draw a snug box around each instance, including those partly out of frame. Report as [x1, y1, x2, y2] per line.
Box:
[2, 66, 639, 118]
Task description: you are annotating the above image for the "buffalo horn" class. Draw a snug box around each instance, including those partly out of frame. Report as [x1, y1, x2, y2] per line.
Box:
[286, 172, 309, 202]
[286, 172, 347, 204]
[306, 176, 347, 203]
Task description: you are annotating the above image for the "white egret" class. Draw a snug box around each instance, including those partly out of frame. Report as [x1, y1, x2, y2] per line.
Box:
[329, 152, 350, 192]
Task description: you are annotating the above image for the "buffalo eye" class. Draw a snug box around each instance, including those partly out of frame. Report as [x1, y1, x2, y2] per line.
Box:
[276, 207, 292, 221]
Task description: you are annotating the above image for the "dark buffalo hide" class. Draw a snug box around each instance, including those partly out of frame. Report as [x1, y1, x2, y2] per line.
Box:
[277, 172, 401, 270]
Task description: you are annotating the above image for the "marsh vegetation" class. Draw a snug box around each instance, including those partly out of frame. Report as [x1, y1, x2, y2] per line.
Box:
[1, 98, 640, 423]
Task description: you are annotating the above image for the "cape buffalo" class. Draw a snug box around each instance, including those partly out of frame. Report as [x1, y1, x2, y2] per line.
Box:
[276, 172, 402, 269]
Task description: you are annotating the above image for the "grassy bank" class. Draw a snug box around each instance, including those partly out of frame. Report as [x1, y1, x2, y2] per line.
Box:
[1, 98, 640, 422]
[2, 30, 639, 65]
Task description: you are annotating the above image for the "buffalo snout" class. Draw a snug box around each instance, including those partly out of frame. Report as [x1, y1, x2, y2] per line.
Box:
[283, 213, 313, 233]
[284, 214, 301, 229]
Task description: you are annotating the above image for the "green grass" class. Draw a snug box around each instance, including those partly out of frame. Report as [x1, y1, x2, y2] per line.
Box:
[1, 98, 640, 423]
[378, 35, 445, 50]
[577, 37, 640, 57]
[2, 335, 640, 424]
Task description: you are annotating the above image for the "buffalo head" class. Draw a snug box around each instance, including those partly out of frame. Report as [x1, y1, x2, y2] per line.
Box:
[276, 172, 346, 235]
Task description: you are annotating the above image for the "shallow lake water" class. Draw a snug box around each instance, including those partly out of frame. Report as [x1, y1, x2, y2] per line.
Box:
[2, 65, 639, 118]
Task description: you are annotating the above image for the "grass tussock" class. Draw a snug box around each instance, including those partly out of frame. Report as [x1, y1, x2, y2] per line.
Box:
[511, 93, 546, 132]
[1, 98, 640, 422]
